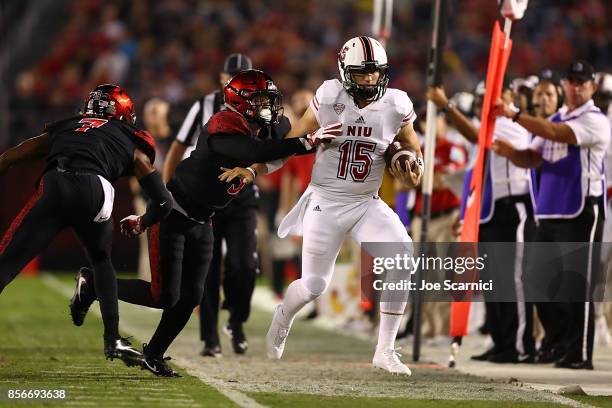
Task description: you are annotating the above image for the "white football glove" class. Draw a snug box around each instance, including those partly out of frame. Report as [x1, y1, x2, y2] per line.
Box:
[304, 122, 343, 150]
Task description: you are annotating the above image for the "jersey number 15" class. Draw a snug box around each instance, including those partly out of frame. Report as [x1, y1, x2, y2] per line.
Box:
[337, 140, 376, 182]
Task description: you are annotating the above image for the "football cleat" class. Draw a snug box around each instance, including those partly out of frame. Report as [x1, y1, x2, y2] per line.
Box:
[266, 305, 292, 360]
[372, 347, 412, 376]
[70, 267, 96, 326]
[201, 343, 222, 358]
[223, 322, 248, 355]
[141, 345, 181, 377]
[104, 337, 144, 367]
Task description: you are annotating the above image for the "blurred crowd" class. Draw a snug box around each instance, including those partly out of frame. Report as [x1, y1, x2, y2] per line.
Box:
[6, 0, 612, 145]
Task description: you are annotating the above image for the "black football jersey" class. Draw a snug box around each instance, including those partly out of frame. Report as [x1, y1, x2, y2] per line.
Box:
[168, 111, 302, 221]
[44, 116, 156, 182]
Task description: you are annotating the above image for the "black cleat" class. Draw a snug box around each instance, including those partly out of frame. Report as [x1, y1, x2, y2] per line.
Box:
[224, 321, 248, 355]
[141, 345, 181, 377]
[104, 337, 144, 367]
[201, 343, 222, 358]
[70, 267, 96, 326]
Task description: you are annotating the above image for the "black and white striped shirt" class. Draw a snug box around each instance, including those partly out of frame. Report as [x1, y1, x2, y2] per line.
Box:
[175, 91, 224, 158]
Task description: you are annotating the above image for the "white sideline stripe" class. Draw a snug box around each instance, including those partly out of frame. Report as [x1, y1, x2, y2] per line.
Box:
[41, 273, 267, 408]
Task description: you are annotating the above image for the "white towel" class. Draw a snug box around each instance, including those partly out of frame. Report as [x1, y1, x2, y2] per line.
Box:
[277, 187, 313, 238]
[93, 175, 115, 223]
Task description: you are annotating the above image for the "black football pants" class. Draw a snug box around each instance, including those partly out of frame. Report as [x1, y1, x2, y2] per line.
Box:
[528, 198, 603, 364]
[116, 209, 213, 357]
[0, 169, 120, 339]
[199, 202, 258, 345]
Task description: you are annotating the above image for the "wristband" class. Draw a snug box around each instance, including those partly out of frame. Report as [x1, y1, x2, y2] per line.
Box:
[299, 136, 314, 151]
[416, 157, 424, 173]
[442, 101, 455, 114]
[246, 167, 257, 178]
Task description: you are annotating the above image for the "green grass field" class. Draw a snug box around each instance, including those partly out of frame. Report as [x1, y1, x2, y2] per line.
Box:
[0, 274, 610, 408]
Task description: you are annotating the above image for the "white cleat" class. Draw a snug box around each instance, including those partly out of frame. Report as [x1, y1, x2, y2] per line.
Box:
[266, 305, 292, 360]
[372, 347, 412, 376]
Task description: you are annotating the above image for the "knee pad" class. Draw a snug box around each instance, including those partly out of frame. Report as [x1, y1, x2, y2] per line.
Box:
[303, 276, 328, 298]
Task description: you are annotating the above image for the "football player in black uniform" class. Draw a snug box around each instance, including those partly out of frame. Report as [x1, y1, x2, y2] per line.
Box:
[70, 70, 341, 376]
[0, 84, 172, 367]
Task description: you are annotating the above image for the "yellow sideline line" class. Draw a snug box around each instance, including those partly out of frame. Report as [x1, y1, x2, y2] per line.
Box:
[40, 273, 268, 408]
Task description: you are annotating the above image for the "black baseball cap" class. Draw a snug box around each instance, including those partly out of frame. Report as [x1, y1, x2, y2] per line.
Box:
[565, 60, 595, 82]
[223, 53, 253, 75]
[539, 69, 561, 86]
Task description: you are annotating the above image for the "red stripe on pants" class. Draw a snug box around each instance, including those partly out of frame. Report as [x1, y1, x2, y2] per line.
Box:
[148, 223, 162, 302]
[0, 182, 44, 256]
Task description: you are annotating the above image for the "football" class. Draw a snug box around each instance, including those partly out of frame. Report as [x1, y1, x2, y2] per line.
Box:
[384, 141, 418, 172]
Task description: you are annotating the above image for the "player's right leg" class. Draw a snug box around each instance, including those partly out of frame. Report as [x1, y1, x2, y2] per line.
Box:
[266, 195, 347, 359]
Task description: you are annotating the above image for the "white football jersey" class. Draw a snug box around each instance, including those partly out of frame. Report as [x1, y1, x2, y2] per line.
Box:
[309, 79, 415, 200]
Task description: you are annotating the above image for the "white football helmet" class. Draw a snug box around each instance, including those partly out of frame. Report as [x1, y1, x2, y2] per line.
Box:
[337, 36, 389, 102]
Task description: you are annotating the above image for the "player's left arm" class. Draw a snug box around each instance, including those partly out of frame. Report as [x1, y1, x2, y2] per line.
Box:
[121, 149, 174, 238]
[494, 98, 577, 144]
[388, 123, 423, 188]
[0, 133, 50, 175]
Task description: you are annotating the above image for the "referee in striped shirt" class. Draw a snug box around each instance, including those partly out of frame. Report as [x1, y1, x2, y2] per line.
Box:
[163, 53, 268, 357]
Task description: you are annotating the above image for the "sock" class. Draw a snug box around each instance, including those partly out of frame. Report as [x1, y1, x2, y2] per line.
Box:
[279, 279, 317, 326]
[377, 312, 403, 351]
[93, 260, 120, 340]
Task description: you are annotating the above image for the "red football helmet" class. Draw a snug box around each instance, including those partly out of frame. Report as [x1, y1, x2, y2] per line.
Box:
[223, 70, 283, 126]
[83, 84, 136, 125]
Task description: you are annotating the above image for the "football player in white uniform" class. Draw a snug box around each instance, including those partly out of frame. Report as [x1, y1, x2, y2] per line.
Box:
[222, 36, 422, 375]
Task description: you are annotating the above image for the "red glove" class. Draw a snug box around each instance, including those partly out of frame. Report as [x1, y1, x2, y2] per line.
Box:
[120, 215, 145, 238]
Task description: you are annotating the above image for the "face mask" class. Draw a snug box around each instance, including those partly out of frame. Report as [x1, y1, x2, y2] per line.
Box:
[258, 107, 272, 123]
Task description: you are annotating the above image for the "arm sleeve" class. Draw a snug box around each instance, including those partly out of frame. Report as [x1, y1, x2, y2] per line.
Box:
[528, 136, 545, 153]
[567, 112, 611, 148]
[175, 100, 202, 146]
[139, 170, 173, 228]
[397, 91, 416, 126]
[209, 133, 308, 163]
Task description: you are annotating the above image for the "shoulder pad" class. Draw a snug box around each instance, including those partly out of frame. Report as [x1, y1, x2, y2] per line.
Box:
[207, 111, 251, 136]
[131, 129, 156, 163]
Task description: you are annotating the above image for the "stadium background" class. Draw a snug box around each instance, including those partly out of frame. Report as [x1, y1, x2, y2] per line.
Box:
[0, 0, 610, 270]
